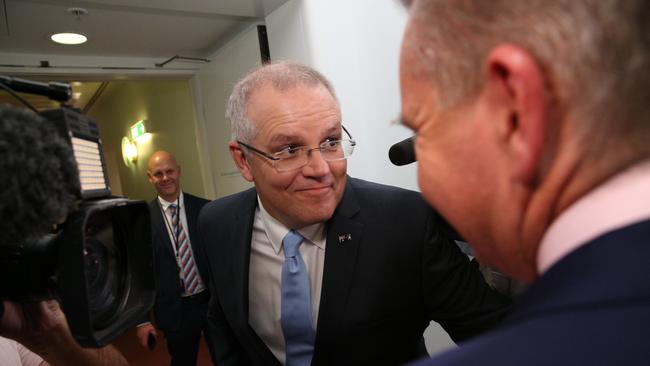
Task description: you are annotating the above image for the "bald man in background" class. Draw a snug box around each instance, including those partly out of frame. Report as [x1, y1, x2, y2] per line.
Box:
[137, 151, 216, 366]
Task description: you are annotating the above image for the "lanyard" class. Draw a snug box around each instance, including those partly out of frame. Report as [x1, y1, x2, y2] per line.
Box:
[159, 196, 182, 253]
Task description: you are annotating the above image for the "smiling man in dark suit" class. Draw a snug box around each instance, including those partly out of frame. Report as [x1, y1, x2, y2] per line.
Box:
[197, 62, 510, 366]
[398, 1, 650, 365]
[137, 150, 217, 366]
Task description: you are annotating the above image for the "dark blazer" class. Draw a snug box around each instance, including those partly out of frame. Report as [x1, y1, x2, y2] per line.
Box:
[413, 219, 650, 366]
[198, 177, 510, 365]
[147, 192, 210, 332]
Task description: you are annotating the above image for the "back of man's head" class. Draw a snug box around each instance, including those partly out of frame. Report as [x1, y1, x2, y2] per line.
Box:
[403, 0, 650, 167]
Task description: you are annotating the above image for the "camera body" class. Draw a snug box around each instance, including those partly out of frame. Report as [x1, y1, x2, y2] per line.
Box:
[0, 81, 155, 347]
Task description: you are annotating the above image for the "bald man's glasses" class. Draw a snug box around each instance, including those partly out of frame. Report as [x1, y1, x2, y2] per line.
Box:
[237, 126, 356, 172]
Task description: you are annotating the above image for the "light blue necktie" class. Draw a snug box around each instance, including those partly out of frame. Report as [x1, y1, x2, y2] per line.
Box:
[281, 230, 315, 366]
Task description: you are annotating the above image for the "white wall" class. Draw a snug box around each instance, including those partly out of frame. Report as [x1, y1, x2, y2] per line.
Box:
[191, 24, 262, 199]
[265, 0, 455, 356]
[265, 0, 418, 191]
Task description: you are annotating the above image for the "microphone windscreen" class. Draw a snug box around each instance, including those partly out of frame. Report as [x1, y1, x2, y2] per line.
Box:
[0, 105, 79, 243]
[388, 136, 416, 166]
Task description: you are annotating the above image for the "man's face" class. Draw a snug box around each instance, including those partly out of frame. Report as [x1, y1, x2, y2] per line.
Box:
[399, 22, 518, 274]
[147, 155, 181, 201]
[234, 84, 347, 229]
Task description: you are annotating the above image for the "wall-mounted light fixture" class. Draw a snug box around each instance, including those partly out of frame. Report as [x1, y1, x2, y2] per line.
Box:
[121, 120, 152, 166]
[121, 136, 138, 164]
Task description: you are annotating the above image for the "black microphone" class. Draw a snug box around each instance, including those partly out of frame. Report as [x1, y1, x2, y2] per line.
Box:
[388, 136, 416, 166]
[0, 76, 71, 102]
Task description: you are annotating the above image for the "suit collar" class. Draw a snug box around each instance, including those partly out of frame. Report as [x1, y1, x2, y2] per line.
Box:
[538, 160, 650, 274]
[508, 219, 650, 326]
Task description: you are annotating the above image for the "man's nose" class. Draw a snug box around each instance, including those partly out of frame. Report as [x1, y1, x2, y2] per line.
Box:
[302, 149, 330, 177]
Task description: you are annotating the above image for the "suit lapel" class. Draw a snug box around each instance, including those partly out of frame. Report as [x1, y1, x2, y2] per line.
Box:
[231, 190, 256, 324]
[227, 189, 281, 363]
[314, 179, 364, 351]
[149, 199, 175, 258]
[184, 193, 201, 253]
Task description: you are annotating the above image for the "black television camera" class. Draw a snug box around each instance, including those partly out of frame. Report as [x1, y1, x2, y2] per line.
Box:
[0, 76, 155, 347]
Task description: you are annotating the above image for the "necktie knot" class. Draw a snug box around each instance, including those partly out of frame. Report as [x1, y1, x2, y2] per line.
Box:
[168, 203, 178, 217]
[283, 230, 304, 258]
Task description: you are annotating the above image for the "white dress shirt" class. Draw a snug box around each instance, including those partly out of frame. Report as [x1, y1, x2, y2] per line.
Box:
[157, 193, 206, 296]
[538, 159, 650, 274]
[248, 197, 326, 365]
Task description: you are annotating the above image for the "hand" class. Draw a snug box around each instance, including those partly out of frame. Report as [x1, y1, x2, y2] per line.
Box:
[0, 299, 67, 353]
[1, 300, 129, 366]
[136, 323, 157, 350]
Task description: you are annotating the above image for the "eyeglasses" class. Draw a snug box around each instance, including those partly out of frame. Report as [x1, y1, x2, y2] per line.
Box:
[237, 125, 356, 172]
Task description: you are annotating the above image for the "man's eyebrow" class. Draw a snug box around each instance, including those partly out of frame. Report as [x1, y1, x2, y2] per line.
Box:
[269, 134, 295, 144]
[322, 126, 340, 136]
[268, 125, 341, 144]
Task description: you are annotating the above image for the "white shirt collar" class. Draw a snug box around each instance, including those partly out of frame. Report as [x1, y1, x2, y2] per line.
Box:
[158, 192, 183, 210]
[537, 159, 650, 274]
[256, 196, 326, 254]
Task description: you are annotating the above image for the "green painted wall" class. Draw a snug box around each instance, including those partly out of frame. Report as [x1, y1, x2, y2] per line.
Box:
[88, 80, 206, 202]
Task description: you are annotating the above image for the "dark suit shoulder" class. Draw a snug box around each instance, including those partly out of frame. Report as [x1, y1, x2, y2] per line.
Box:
[199, 187, 256, 223]
[183, 191, 210, 206]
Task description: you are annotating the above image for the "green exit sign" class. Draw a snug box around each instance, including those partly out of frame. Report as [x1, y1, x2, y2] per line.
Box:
[130, 121, 146, 140]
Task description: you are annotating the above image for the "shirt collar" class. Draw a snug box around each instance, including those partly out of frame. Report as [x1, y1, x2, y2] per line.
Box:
[257, 196, 326, 254]
[537, 159, 650, 274]
[158, 192, 183, 211]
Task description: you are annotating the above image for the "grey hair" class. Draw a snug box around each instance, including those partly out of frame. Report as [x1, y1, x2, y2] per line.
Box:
[226, 61, 339, 143]
[403, 0, 650, 161]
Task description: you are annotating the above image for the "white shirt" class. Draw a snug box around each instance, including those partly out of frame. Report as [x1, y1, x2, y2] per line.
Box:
[0, 337, 44, 366]
[248, 197, 326, 365]
[537, 159, 650, 274]
[157, 193, 206, 296]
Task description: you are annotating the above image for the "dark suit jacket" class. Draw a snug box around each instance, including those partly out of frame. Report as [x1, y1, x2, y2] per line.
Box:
[147, 192, 210, 332]
[198, 177, 510, 365]
[413, 219, 650, 366]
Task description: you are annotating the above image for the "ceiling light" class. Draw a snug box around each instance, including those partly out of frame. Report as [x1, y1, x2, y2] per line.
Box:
[51, 32, 87, 45]
[51, 8, 89, 45]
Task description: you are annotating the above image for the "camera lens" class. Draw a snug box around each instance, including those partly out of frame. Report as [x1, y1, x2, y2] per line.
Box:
[83, 212, 127, 329]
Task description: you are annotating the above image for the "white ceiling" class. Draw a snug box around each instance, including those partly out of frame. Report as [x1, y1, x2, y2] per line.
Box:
[0, 0, 289, 109]
[0, 0, 288, 60]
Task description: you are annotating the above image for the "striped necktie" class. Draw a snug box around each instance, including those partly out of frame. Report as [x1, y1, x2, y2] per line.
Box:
[169, 203, 202, 294]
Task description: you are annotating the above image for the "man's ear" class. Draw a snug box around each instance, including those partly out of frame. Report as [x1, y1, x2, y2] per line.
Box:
[146, 171, 154, 184]
[484, 44, 548, 185]
[229, 141, 254, 182]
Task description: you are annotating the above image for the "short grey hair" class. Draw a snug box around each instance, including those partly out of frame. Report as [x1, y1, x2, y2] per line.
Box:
[403, 0, 650, 162]
[226, 61, 339, 143]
